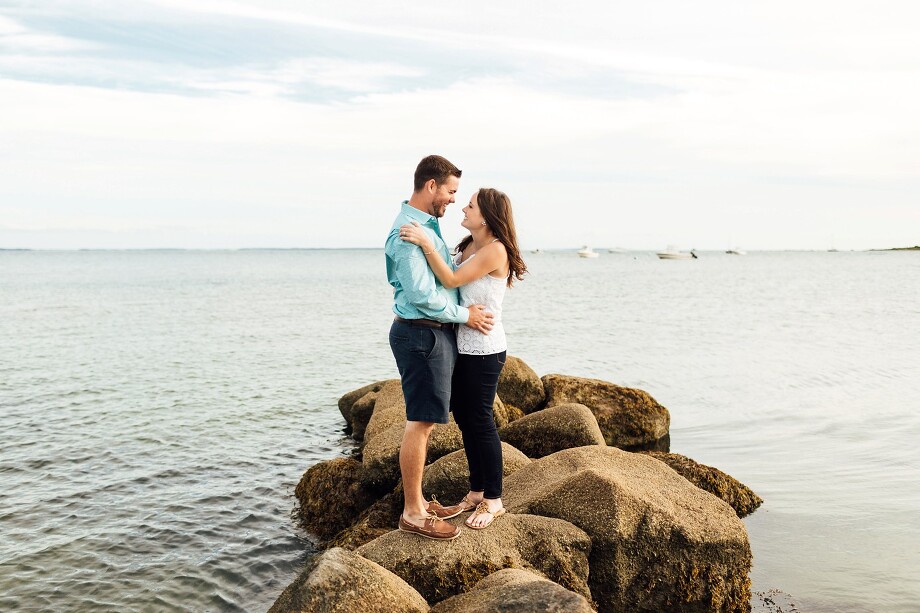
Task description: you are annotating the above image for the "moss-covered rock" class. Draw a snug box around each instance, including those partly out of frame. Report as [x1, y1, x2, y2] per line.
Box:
[642, 451, 763, 518]
[504, 445, 752, 612]
[499, 403, 605, 458]
[421, 442, 531, 503]
[541, 374, 670, 450]
[293, 457, 377, 540]
[358, 514, 592, 605]
[268, 547, 428, 613]
[429, 568, 594, 613]
[497, 355, 546, 413]
[324, 487, 403, 551]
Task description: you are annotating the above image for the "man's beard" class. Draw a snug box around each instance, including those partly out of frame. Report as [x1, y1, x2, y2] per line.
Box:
[432, 201, 447, 218]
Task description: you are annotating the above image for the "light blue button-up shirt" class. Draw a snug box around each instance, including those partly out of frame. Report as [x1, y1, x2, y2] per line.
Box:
[385, 201, 469, 324]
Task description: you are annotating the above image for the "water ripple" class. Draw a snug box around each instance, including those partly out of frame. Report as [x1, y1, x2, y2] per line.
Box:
[0, 250, 917, 612]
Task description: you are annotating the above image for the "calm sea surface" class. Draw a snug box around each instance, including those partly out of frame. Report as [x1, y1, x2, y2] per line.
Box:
[1, 249, 918, 612]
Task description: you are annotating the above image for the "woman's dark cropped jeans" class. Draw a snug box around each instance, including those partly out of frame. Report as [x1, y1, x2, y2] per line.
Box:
[450, 351, 506, 499]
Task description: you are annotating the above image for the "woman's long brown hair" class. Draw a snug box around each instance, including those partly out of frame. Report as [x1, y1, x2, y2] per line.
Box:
[455, 188, 527, 286]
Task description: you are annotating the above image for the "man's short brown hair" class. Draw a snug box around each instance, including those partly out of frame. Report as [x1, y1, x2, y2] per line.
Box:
[413, 155, 462, 192]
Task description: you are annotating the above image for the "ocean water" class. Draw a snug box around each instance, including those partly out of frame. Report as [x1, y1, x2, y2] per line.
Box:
[1, 249, 918, 612]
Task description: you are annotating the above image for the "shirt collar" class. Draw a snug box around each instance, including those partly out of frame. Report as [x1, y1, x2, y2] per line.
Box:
[401, 201, 437, 226]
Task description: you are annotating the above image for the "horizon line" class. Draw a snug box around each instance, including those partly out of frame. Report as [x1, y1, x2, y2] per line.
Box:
[2, 246, 917, 253]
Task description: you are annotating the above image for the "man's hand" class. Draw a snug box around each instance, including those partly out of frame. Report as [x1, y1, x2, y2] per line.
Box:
[466, 304, 494, 333]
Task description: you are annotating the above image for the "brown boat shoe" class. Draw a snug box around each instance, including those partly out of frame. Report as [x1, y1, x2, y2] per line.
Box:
[399, 513, 461, 540]
[426, 496, 465, 520]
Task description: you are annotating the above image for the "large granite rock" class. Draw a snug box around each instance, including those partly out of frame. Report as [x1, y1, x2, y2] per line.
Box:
[358, 514, 593, 604]
[430, 568, 594, 613]
[362, 380, 410, 445]
[541, 374, 670, 449]
[421, 442, 531, 503]
[504, 445, 752, 612]
[337, 380, 394, 428]
[499, 403, 605, 458]
[348, 391, 378, 442]
[357, 381, 452, 489]
[361, 418, 464, 490]
[294, 457, 376, 540]
[497, 355, 546, 413]
[642, 451, 763, 518]
[268, 546, 428, 613]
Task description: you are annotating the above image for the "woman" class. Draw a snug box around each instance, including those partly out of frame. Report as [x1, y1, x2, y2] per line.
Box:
[399, 187, 526, 529]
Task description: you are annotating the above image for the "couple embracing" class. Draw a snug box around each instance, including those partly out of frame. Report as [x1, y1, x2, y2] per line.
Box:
[385, 155, 527, 540]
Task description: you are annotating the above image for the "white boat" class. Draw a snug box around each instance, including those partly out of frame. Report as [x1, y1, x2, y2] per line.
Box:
[530, 248, 543, 254]
[656, 245, 697, 260]
[725, 248, 747, 255]
[577, 246, 599, 258]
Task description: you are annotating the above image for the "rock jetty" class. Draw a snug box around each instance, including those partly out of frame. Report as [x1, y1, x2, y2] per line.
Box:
[275, 356, 763, 612]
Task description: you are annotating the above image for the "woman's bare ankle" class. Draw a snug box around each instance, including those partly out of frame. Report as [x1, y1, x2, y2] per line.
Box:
[484, 497, 503, 512]
[466, 491, 484, 504]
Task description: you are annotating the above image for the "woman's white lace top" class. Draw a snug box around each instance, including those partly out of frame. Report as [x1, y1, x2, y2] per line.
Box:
[454, 250, 507, 355]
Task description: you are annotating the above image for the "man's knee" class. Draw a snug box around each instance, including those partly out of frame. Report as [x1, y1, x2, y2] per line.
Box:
[404, 420, 436, 436]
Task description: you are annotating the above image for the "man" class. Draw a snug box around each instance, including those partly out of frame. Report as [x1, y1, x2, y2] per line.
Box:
[385, 155, 494, 540]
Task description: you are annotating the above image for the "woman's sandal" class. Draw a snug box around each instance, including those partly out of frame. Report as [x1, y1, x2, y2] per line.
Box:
[457, 494, 478, 513]
[465, 501, 506, 530]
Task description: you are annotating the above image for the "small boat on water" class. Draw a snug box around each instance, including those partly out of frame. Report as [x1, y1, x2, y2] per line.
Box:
[725, 248, 747, 255]
[530, 248, 543, 254]
[656, 246, 697, 260]
[577, 246, 599, 258]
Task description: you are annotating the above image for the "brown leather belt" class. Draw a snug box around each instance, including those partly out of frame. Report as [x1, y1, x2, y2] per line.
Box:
[394, 316, 455, 331]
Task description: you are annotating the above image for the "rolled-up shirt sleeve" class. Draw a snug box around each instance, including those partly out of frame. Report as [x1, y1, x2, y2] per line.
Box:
[386, 231, 469, 324]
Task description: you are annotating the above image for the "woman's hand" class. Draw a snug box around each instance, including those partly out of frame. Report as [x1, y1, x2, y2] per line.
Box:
[399, 221, 434, 251]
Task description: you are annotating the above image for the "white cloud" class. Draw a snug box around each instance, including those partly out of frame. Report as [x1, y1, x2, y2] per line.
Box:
[173, 58, 426, 96]
[0, 1, 918, 249]
[0, 14, 98, 51]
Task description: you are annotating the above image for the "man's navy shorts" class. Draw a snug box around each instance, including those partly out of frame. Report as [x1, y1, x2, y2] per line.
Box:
[389, 319, 457, 424]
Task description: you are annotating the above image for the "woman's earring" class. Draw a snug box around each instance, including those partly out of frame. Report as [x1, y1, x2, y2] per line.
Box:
[481, 221, 486, 226]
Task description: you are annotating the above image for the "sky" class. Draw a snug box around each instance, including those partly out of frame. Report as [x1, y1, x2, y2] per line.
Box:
[1, 0, 918, 250]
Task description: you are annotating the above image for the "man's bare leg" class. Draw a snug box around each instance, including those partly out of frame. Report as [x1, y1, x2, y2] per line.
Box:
[400, 420, 435, 525]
